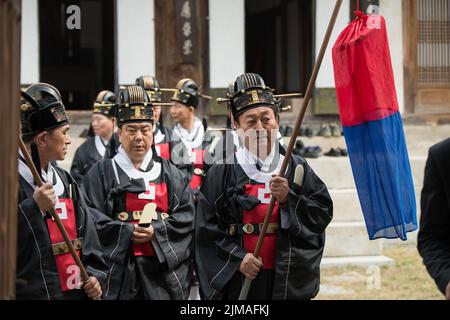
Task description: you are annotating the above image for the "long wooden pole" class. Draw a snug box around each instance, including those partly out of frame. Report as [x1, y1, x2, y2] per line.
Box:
[18, 136, 95, 296]
[238, 0, 344, 300]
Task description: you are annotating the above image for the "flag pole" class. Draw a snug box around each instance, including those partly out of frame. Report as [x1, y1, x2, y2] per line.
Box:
[238, 0, 344, 300]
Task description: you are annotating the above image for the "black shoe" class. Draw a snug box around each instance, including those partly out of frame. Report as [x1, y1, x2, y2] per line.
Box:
[295, 139, 305, 150]
[305, 127, 314, 138]
[325, 148, 341, 157]
[339, 148, 349, 157]
[285, 126, 293, 137]
[298, 127, 307, 137]
[301, 146, 321, 159]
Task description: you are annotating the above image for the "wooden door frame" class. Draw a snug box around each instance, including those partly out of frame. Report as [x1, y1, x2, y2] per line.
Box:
[154, 0, 210, 124]
[403, 0, 417, 115]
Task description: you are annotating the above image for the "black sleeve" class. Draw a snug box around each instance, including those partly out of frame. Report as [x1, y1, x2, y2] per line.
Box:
[82, 162, 134, 259]
[151, 162, 195, 270]
[70, 148, 84, 185]
[71, 178, 111, 292]
[418, 149, 450, 295]
[280, 158, 333, 237]
[195, 165, 248, 299]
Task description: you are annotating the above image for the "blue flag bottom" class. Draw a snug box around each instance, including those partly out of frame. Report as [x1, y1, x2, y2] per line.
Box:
[343, 112, 418, 240]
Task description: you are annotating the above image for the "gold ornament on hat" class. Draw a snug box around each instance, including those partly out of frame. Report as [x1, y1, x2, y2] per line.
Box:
[20, 102, 32, 112]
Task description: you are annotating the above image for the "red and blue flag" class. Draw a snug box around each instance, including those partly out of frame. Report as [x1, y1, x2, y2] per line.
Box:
[332, 12, 417, 240]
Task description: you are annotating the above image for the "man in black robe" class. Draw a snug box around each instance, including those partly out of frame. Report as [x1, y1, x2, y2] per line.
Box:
[17, 83, 106, 300]
[169, 78, 214, 194]
[83, 85, 195, 300]
[70, 90, 117, 184]
[195, 73, 333, 300]
[136, 75, 173, 161]
[418, 138, 450, 300]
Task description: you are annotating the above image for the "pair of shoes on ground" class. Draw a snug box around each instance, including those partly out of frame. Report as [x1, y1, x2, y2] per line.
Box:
[317, 123, 342, 137]
[324, 147, 348, 157]
[298, 127, 314, 137]
[293, 140, 322, 159]
[280, 126, 312, 138]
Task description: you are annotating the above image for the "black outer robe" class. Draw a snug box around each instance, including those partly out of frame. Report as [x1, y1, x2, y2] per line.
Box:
[17, 163, 109, 300]
[418, 138, 450, 296]
[70, 136, 104, 184]
[195, 150, 333, 300]
[82, 154, 195, 300]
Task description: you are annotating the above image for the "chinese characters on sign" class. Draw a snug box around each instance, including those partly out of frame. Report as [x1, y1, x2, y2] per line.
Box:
[176, 0, 197, 63]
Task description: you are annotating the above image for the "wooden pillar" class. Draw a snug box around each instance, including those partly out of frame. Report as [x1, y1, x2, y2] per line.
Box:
[0, 0, 20, 300]
[154, 0, 209, 125]
[403, 0, 417, 115]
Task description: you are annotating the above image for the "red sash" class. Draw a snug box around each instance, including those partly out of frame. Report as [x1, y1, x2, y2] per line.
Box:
[125, 181, 169, 257]
[155, 143, 170, 160]
[46, 198, 80, 291]
[243, 184, 279, 270]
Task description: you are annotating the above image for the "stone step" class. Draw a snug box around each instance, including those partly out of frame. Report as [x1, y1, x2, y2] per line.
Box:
[306, 157, 426, 190]
[329, 189, 363, 222]
[324, 222, 383, 257]
[321, 255, 395, 269]
[329, 187, 422, 222]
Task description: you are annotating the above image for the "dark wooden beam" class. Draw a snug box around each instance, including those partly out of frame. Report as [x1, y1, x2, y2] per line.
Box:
[403, 0, 417, 115]
[0, 0, 20, 300]
[155, 0, 209, 126]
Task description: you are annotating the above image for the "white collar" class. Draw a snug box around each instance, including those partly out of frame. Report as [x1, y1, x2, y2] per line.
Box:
[174, 117, 204, 150]
[94, 135, 107, 157]
[277, 131, 285, 147]
[231, 130, 241, 147]
[153, 124, 165, 144]
[113, 145, 161, 180]
[18, 157, 65, 197]
[235, 143, 285, 183]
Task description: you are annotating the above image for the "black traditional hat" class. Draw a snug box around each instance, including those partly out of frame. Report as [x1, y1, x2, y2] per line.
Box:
[135, 76, 162, 103]
[116, 85, 153, 127]
[217, 73, 301, 119]
[93, 90, 117, 117]
[170, 78, 212, 108]
[170, 78, 200, 108]
[20, 83, 69, 141]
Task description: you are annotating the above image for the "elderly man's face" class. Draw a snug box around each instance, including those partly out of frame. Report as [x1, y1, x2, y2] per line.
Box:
[234, 106, 279, 159]
[118, 122, 153, 163]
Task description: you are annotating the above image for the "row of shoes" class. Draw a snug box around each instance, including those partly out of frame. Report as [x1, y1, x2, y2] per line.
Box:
[279, 123, 343, 138]
[324, 147, 348, 157]
[292, 140, 349, 159]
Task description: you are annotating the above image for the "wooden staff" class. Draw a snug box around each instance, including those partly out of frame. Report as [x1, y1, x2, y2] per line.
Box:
[18, 136, 97, 298]
[238, 0, 343, 300]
